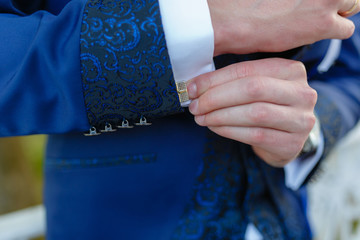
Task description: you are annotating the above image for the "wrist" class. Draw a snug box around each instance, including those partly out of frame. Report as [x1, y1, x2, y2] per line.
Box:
[207, 2, 255, 56]
[207, 0, 225, 56]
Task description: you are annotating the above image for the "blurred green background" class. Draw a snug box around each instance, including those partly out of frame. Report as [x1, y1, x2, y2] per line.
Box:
[0, 135, 45, 215]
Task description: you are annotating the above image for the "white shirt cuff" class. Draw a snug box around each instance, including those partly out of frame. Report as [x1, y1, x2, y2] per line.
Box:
[158, 0, 215, 107]
[284, 131, 325, 190]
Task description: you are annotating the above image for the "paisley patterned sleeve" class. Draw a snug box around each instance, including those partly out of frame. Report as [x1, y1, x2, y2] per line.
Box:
[80, 0, 183, 131]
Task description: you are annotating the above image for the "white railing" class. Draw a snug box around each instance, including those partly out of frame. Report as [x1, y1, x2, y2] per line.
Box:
[0, 205, 45, 240]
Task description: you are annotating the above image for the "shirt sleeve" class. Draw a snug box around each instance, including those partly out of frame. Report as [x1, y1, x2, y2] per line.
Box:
[284, 132, 324, 190]
[158, 0, 215, 107]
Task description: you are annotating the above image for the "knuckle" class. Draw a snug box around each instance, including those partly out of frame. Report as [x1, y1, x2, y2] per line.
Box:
[233, 62, 252, 79]
[341, 22, 355, 39]
[296, 86, 318, 107]
[202, 92, 216, 111]
[246, 78, 264, 99]
[250, 128, 266, 145]
[289, 60, 305, 71]
[210, 112, 223, 126]
[292, 61, 307, 78]
[322, 16, 355, 40]
[221, 127, 233, 137]
[303, 87, 318, 107]
[310, 88, 318, 105]
[303, 113, 316, 132]
[249, 104, 268, 124]
[203, 75, 213, 90]
[197, 75, 212, 94]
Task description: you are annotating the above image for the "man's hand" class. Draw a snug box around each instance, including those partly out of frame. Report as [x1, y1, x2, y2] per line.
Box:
[187, 58, 317, 167]
[209, 0, 360, 55]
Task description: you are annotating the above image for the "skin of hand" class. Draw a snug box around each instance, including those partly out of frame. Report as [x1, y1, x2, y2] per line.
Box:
[187, 58, 317, 167]
[208, 0, 360, 56]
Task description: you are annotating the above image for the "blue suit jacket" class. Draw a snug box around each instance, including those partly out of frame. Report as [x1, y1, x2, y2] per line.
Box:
[1, 1, 360, 239]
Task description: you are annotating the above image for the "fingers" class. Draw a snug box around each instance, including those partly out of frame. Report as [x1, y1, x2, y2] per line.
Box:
[194, 102, 316, 133]
[208, 126, 292, 148]
[252, 146, 297, 167]
[189, 76, 316, 116]
[187, 58, 306, 99]
[331, 15, 356, 39]
[209, 0, 359, 54]
[187, 58, 318, 166]
[339, 0, 360, 17]
[331, 0, 359, 39]
[208, 126, 305, 166]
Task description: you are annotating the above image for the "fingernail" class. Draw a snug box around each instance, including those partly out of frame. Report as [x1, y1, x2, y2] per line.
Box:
[187, 82, 197, 99]
[195, 115, 205, 125]
[189, 99, 198, 114]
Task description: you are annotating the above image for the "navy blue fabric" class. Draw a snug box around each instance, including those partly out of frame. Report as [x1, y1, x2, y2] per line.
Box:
[45, 114, 209, 240]
[0, 0, 89, 136]
[171, 132, 248, 239]
[243, 151, 312, 239]
[311, 21, 360, 159]
[2, 0, 360, 239]
[10, 0, 45, 14]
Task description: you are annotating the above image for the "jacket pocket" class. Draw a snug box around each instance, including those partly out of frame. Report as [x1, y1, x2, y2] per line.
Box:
[45, 153, 157, 170]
